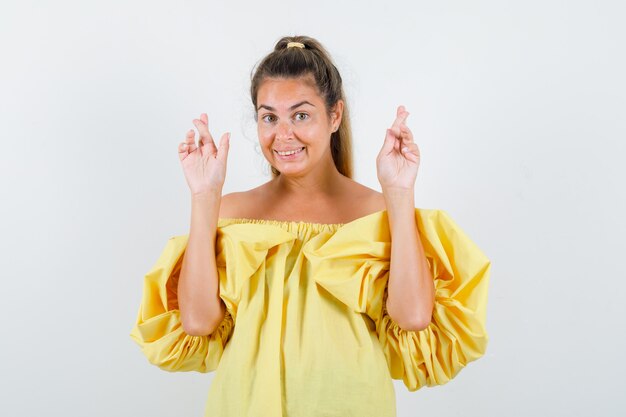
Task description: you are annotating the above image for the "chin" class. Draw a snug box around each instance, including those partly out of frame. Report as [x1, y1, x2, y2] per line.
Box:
[275, 166, 305, 176]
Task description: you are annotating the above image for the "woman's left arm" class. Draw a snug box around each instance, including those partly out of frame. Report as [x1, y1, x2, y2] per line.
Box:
[383, 188, 434, 332]
[377, 105, 435, 332]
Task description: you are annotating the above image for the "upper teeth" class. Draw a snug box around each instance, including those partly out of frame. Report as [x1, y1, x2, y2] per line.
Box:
[276, 147, 304, 156]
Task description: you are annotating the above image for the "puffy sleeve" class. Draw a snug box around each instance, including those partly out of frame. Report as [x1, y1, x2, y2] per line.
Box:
[311, 208, 491, 391]
[129, 235, 235, 373]
[372, 209, 490, 391]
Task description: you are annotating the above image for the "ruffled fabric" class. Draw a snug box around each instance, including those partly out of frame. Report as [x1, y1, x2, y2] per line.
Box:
[129, 225, 298, 374]
[214, 222, 297, 318]
[130, 207, 490, 401]
[308, 209, 490, 391]
[129, 235, 235, 372]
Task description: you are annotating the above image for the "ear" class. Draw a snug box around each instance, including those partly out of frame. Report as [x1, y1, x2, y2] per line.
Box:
[330, 99, 344, 132]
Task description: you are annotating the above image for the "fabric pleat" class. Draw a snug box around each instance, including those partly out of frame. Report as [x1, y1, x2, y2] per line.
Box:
[129, 235, 235, 372]
[129, 208, 490, 415]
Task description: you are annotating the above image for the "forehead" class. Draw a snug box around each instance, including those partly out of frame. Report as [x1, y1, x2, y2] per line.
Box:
[256, 77, 323, 108]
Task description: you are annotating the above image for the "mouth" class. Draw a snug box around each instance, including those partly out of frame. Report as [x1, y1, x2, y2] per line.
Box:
[274, 146, 306, 159]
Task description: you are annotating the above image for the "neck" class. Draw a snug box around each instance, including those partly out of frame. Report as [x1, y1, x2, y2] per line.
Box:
[270, 155, 346, 199]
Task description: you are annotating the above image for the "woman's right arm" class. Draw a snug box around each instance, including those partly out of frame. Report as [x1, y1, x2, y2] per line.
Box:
[176, 113, 230, 336]
[178, 191, 226, 336]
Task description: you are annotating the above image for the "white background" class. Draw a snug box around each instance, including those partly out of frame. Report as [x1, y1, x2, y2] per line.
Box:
[1, 0, 624, 416]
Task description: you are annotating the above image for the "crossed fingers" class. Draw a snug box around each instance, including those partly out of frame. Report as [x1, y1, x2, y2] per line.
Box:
[391, 105, 419, 160]
[179, 113, 218, 157]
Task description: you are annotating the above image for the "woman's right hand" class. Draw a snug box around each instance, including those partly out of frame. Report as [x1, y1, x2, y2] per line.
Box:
[178, 113, 230, 196]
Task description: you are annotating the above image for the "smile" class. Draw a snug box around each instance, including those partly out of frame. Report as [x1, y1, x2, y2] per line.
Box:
[274, 147, 305, 156]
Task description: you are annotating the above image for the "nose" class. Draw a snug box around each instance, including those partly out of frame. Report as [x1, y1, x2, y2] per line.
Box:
[275, 119, 293, 140]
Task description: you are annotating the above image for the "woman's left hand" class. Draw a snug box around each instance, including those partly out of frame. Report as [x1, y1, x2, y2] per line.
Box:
[376, 105, 421, 191]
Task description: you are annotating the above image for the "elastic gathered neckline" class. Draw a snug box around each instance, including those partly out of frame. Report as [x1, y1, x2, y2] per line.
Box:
[217, 209, 388, 234]
[217, 217, 345, 232]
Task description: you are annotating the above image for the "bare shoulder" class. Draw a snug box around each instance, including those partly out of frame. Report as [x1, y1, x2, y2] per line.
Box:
[342, 178, 387, 215]
[218, 184, 268, 219]
[218, 191, 245, 219]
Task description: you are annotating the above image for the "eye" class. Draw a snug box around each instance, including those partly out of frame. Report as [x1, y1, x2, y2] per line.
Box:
[261, 114, 276, 123]
[294, 112, 309, 121]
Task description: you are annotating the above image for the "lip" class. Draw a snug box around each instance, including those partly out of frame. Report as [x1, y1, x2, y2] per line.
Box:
[274, 146, 306, 160]
[274, 147, 305, 152]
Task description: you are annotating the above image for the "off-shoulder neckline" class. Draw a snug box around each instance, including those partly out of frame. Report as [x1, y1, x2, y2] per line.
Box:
[218, 209, 388, 229]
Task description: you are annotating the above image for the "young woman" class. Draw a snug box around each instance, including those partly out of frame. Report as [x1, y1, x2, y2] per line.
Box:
[130, 36, 491, 417]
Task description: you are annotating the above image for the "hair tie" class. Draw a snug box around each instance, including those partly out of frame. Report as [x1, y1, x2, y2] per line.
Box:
[287, 41, 305, 49]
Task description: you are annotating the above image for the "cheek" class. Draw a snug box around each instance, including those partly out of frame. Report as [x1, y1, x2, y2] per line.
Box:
[258, 131, 276, 159]
[257, 127, 272, 145]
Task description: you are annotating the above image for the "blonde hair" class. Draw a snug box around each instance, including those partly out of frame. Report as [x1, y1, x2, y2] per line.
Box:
[250, 36, 354, 178]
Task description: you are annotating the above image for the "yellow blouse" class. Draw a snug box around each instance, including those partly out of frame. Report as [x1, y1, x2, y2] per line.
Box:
[130, 208, 491, 417]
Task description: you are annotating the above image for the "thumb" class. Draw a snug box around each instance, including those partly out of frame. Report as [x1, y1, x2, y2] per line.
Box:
[380, 129, 396, 155]
[217, 132, 230, 163]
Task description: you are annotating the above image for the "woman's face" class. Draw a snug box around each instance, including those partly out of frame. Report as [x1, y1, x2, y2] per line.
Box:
[256, 76, 342, 177]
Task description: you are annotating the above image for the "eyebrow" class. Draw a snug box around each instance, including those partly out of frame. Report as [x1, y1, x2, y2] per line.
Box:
[257, 100, 316, 112]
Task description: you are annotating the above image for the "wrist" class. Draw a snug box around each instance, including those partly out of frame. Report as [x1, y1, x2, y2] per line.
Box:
[191, 189, 222, 202]
[382, 186, 414, 201]
[383, 188, 414, 213]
